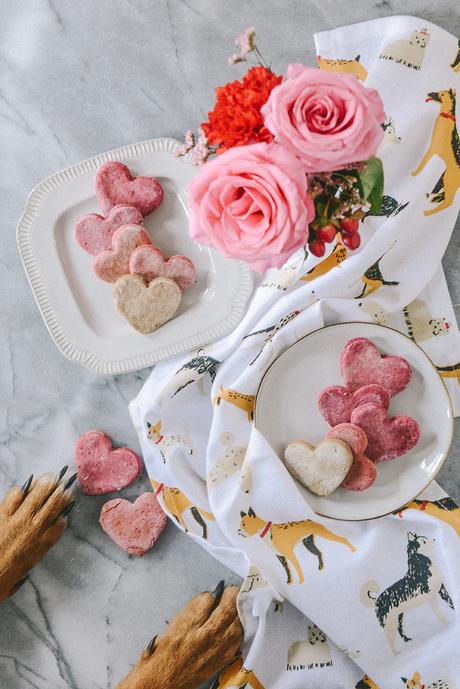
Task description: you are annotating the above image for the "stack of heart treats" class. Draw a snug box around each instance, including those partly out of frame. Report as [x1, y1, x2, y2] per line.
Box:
[75, 161, 196, 334]
[284, 338, 420, 497]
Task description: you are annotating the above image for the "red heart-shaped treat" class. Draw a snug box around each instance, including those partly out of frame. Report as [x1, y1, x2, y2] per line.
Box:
[340, 338, 412, 395]
[93, 224, 152, 283]
[351, 403, 420, 462]
[96, 162, 163, 216]
[99, 493, 167, 556]
[75, 431, 141, 495]
[129, 245, 196, 291]
[75, 205, 143, 255]
[325, 422, 376, 491]
[341, 454, 377, 491]
[318, 384, 390, 426]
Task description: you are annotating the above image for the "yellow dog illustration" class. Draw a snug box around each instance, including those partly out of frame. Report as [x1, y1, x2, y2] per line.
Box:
[239, 508, 356, 584]
[396, 497, 460, 538]
[317, 54, 368, 81]
[437, 361, 460, 385]
[412, 89, 460, 215]
[402, 671, 456, 689]
[150, 479, 214, 539]
[356, 256, 399, 298]
[356, 677, 380, 689]
[301, 235, 348, 282]
[211, 655, 265, 689]
[213, 385, 256, 421]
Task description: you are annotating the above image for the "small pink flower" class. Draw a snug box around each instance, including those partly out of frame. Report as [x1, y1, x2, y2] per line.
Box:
[184, 129, 194, 147]
[175, 130, 195, 157]
[228, 53, 246, 65]
[235, 27, 256, 54]
[262, 65, 386, 172]
[188, 142, 314, 273]
[190, 142, 209, 166]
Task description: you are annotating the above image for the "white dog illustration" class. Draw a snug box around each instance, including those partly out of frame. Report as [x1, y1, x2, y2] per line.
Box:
[287, 624, 332, 671]
[380, 29, 430, 70]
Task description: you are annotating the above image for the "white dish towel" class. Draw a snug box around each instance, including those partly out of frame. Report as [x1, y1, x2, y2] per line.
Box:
[130, 16, 460, 689]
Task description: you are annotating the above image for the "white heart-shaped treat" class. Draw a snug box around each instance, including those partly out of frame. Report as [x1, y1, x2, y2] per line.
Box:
[113, 274, 181, 334]
[284, 439, 353, 496]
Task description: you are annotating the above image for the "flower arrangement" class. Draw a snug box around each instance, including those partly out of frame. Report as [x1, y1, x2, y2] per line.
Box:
[178, 29, 385, 272]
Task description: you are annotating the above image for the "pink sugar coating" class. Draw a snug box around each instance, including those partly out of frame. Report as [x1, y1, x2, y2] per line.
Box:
[326, 422, 368, 455]
[93, 224, 152, 283]
[318, 383, 390, 426]
[96, 161, 163, 216]
[75, 205, 143, 256]
[341, 453, 377, 491]
[350, 402, 420, 462]
[75, 430, 141, 495]
[340, 338, 412, 396]
[129, 244, 196, 291]
[99, 493, 167, 556]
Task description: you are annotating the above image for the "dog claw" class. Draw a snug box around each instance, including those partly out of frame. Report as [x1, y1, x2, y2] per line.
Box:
[57, 465, 68, 481]
[15, 576, 29, 591]
[146, 635, 157, 656]
[64, 473, 78, 491]
[211, 579, 225, 610]
[21, 475, 33, 496]
[61, 501, 76, 518]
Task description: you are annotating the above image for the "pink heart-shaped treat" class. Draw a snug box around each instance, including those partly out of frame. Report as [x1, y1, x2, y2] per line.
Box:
[129, 245, 196, 291]
[99, 493, 167, 556]
[351, 403, 420, 462]
[340, 338, 412, 395]
[75, 205, 143, 255]
[326, 423, 376, 491]
[75, 431, 141, 495]
[318, 384, 390, 426]
[96, 161, 163, 216]
[93, 224, 152, 283]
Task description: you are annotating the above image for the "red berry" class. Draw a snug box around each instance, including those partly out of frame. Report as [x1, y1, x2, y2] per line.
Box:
[340, 218, 359, 235]
[317, 224, 337, 243]
[309, 238, 326, 257]
[343, 232, 361, 250]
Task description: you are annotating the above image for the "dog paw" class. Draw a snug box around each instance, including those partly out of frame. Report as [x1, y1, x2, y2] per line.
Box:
[116, 582, 242, 689]
[0, 468, 77, 603]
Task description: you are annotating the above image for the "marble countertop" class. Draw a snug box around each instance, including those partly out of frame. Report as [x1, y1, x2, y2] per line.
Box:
[1, 1, 459, 687]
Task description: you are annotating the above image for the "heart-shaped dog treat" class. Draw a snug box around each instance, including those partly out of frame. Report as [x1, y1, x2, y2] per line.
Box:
[284, 439, 353, 496]
[351, 402, 420, 462]
[75, 431, 141, 495]
[93, 225, 152, 283]
[340, 338, 412, 395]
[75, 205, 143, 255]
[318, 384, 390, 426]
[129, 245, 196, 291]
[99, 493, 167, 556]
[113, 275, 181, 334]
[96, 161, 164, 216]
[326, 423, 376, 491]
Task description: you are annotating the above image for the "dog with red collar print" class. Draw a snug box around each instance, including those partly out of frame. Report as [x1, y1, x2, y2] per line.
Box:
[146, 420, 194, 462]
[0, 470, 242, 689]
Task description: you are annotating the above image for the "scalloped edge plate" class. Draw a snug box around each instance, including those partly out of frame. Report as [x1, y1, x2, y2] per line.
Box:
[17, 138, 253, 375]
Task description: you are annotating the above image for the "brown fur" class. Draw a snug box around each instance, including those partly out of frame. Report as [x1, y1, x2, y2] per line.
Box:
[116, 586, 242, 689]
[0, 473, 75, 603]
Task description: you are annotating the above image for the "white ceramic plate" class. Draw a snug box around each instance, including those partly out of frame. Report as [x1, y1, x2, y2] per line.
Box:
[255, 322, 453, 520]
[17, 138, 253, 375]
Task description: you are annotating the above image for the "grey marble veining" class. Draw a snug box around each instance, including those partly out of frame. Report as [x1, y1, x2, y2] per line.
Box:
[1, 1, 459, 687]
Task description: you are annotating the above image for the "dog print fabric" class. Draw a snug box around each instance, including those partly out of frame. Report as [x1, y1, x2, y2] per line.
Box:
[130, 16, 460, 689]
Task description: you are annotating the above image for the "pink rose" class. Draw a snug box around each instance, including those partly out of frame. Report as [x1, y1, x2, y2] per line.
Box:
[261, 65, 386, 172]
[188, 142, 314, 273]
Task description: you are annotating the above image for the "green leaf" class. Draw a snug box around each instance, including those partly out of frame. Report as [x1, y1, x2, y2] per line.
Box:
[358, 156, 384, 215]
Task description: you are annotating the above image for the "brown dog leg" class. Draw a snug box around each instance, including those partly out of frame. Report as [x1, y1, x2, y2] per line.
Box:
[0, 469, 76, 603]
[116, 581, 242, 689]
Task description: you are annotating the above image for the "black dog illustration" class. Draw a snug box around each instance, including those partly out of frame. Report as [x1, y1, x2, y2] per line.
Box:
[361, 532, 454, 654]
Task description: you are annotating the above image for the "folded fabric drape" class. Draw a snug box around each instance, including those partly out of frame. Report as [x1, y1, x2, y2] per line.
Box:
[131, 16, 460, 688]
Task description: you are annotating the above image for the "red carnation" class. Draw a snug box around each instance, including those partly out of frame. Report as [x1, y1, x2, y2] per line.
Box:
[201, 66, 282, 153]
